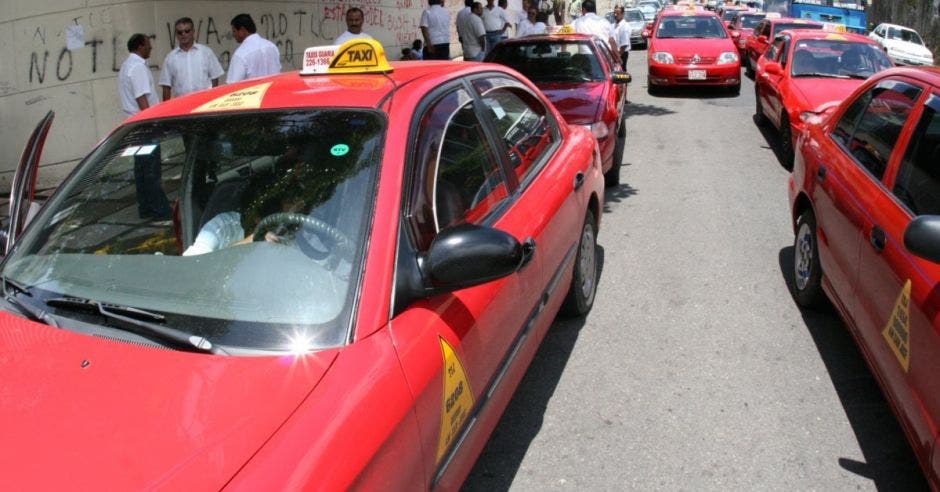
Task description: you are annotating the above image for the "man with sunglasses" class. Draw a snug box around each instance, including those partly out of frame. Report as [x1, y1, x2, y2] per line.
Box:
[159, 17, 224, 101]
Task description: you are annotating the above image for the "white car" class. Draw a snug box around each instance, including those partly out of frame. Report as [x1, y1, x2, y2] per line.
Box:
[869, 23, 935, 66]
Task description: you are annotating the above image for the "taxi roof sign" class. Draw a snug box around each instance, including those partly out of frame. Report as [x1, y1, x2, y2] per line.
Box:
[301, 38, 393, 76]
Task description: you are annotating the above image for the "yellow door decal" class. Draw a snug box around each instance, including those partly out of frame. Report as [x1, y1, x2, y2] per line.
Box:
[437, 337, 474, 462]
[882, 279, 911, 372]
[192, 82, 272, 113]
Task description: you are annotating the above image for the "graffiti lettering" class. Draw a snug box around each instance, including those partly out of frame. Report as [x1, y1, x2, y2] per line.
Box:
[30, 51, 49, 84]
[56, 48, 73, 81]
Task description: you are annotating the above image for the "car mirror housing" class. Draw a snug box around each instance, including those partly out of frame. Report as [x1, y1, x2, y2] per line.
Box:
[904, 216, 940, 264]
[612, 71, 632, 84]
[765, 62, 783, 75]
[422, 224, 525, 292]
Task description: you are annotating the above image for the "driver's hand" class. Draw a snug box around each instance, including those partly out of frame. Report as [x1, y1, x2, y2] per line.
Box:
[264, 231, 286, 244]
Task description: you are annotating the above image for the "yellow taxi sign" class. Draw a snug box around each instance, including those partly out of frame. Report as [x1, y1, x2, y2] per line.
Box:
[822, 22, 848, 33]
[557, 24, 576, 34]
[300, 38, 393, 76]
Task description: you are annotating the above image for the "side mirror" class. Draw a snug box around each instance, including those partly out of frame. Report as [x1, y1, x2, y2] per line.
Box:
[422, 224, 526, 292]
[764, 61, 783, 75]
[905, 216, 940, 264]
[612, 71, 632, 84]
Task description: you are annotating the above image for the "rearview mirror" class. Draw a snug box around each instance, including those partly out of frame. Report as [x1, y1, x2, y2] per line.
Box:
[905, 216, 940, 264]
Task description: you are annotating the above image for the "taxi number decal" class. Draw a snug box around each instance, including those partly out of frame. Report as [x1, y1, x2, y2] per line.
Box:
[191, 82, 272, 113]
[881, 279, 911, 372]
[437, 337, 474, 462]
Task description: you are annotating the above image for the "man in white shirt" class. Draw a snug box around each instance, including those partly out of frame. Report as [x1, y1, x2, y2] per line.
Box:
[227, 14, 282, 83]
[334, 8, 374, 44]
[568, 0, 583, 22]
[483, 0, 512, 55]
[458, 2, 487, 60]
[517, 7, 548, 36]
[612, 6, 631, 69]
[159, 17, 224, 101]
[573, 0, 617, 54]
[119, 34, 171, 219]
[420, 0, 451, 59]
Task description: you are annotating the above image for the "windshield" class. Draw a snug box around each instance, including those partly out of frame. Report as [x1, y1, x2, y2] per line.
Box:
[2, 110, 384, 353]
[487, 41, 606, 82]
[772, 22, 823, 36]
[887, 27, 925, 45]
[722, 10, 742, 21]
[790, 40, 893, 79]
[656, 16, 728, 38]
[737, 14, 765, 29]
[639, 4, 658, 19]
[626, 9, 646, 22]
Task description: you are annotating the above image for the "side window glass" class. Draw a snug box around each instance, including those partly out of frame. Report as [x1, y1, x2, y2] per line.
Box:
[893, 97, 940, 215]
[780, 37, 791, 66]
[846, 83, 921, 180]
[473, 77, 557, 186]
[411, 87, 508, 245]
[832, 87, 871, 147]
[761, 22, 770, 37]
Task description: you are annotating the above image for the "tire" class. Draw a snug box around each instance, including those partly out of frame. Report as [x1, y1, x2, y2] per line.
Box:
[729, 83, 740, 96]
[647, 77, 660, 96]
[604, 133, 624, 187]
[754, 88, 768, 126]
[561, 210, 598, 317]
[780, 114, 794, 170]
[792, 209, 826, 308]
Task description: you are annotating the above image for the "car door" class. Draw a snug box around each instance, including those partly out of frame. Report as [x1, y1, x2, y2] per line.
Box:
[388, 80, 552, 488]
[854, 87, 940, 470]
[5, 111, 54, 255]
[760, 35, 789, 128]
[750, 20, 771, 66]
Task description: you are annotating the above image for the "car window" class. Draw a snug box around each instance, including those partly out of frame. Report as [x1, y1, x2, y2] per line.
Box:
[486, 40, 605, 82]
[789, 40, 892, 78]
[759, 21, 770, 37]
[410, 87, 508, 248]
[473, 77, 557, 187]
[657, 16, 727, 39]
[893, 95, 940, 215]
[768, 36, 785, 61]
[832, 80, 922, 180]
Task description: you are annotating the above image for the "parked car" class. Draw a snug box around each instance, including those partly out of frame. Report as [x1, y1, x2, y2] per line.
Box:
[869, 23, 935, 67]
[788, 65, 940, 489]
[744, 17, 823, 77]
[486, 32, 631, 186]
[755, 30, 893, 167]
[0, 39, 606, 490]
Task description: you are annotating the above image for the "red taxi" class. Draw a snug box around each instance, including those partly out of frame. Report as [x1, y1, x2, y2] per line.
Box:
[645, 9, 742, 94]
[744, 17, 823, 78]
[788, 66, 940, 488]
[486, 32, 631, 186]
[728, 11, 766, 57]
[755, 30, 893, 167]
[0, 40, 606, 490]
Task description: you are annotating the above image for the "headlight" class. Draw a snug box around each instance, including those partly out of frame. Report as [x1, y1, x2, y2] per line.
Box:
[717, 52, 738, 64]
[583, 122, 610, 139]
[652, 52, 675, 64]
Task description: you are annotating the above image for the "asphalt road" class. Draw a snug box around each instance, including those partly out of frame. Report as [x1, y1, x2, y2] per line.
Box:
[464, 50, 929, 490]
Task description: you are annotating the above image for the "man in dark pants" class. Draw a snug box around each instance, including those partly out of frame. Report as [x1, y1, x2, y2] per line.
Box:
[420, 0, 452, 59]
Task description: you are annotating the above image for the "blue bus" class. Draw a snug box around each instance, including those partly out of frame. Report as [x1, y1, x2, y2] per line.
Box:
[764, 0, 868, 34]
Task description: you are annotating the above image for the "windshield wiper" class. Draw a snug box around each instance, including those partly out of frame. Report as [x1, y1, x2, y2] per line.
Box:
[0, 276, 59, 326]
[794, 73, 849, 79]
[46, 296, 227, 355]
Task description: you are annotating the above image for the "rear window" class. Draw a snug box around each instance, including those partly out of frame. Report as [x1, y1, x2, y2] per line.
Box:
[486, 40, 606, 82]
[656, 16, 728, 39]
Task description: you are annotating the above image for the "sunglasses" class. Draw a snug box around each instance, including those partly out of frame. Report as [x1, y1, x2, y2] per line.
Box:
[176, 28, 193, 35]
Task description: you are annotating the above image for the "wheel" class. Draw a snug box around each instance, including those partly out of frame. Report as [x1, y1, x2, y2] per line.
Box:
[780, 114, 794, 170]
[561, 210, 598, 317]
[728, 83, 740, 96]
[647, 77, 661, 96]
[252, 212, 353, 262]
[754, 88, 768, 126]
[605, 132, 624, 187]
[792, 209, 826, 308]
[745, 54, 755, 78]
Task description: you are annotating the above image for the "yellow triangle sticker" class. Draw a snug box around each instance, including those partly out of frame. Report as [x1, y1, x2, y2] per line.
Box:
[882, 279, 911, 372]
[191, 82, 272, 113]
[437, 337, 474, 462]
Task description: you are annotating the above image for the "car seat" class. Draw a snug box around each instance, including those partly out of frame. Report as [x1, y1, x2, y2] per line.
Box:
[791, 49, 816, 75]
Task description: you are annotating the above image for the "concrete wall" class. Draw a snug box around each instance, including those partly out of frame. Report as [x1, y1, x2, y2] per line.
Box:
[0, 0, 440, 190]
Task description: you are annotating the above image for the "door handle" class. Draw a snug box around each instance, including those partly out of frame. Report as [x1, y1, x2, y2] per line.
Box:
[519, 238, 536, 269]
[816, 166, 827, 182]
[869, 225, 886, 252]
[573, 171, 585, 191]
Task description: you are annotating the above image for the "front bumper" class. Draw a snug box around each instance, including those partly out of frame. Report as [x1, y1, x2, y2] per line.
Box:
[648, 63, 741, 86]
[888, 52, 934, 66]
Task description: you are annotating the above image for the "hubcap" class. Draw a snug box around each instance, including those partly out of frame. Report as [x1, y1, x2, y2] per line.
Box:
[578, 225, 597, 299]
[795, 222, 814, 291]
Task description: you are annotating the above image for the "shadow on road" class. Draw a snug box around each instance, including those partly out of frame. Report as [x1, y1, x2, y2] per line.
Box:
[777, 246, 928, 491]
[603, 182, 639, 212]
[647, 85, 740, 99]
[462, 246, 606, 491]
[753, 113, 792, 171]
[623, 100, 676, 117]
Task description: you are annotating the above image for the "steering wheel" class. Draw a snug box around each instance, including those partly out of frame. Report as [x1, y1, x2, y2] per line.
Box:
[252, 212, 354, 261]
[560, 66, 590, 81]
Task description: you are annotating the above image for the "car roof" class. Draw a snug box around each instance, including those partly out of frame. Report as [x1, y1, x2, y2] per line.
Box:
[125, 61, 490, 122]
[877, 66, 940, 86]
[768, 17, 823, 26]
[877, 22, 918, 32]
[659, 9, 719, 17]
[497, 33, 598, 43]
[777, 30, 879, 45]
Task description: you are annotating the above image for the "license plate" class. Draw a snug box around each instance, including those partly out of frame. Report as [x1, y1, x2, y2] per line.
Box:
[688, 70, 706, 80]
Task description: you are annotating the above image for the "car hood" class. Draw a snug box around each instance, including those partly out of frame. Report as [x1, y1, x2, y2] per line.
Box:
[537, 81, 606, 125]
[0, 312, 337, 489]
[651, 38, 736, 56]
[883, 39, 934, 58]
[789, 77, 865, 114]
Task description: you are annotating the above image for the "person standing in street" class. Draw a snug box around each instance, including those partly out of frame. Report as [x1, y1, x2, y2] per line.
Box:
[227, 14, 281, 83]
[458, 2, 487, 60]
[573, 0, 617, 54]
[420, 0, 451, 60]
[517, 6, 548, 36]
[119, 34, 171, 219]
[483, 0, 512, 55]
[613, 6, 631, 69]
[334, 8, 374, 44]
[159, 17, 224, 101]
